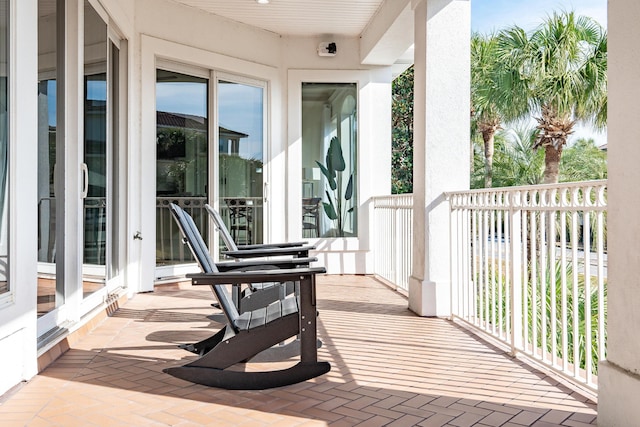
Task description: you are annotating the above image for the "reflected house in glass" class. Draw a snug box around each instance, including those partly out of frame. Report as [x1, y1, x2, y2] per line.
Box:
[156, 111, 209, 196]
[219, 125, 248, 156]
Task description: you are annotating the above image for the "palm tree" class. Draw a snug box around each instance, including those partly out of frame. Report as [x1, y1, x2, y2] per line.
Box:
[495, 11, 607, 184]
[471, 33, 502, 187]
[560, 137, 607, 182]
[491, 125, 544, 188]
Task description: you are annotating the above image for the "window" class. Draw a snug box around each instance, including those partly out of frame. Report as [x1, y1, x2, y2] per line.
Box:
[301, 83, 357, 237]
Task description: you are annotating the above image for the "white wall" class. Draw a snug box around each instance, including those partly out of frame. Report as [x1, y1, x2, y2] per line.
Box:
[598, 0, 640, 425]
[135, 0, 280, 68]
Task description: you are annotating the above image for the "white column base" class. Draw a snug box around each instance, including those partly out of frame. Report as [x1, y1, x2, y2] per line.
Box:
[408, 276, 450, 317]
[598, 360, 640, 426]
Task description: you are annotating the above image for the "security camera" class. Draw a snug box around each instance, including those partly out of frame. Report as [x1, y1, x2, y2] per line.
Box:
[318, 42, 337, 57]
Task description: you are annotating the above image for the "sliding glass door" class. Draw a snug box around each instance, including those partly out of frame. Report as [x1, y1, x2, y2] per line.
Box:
[154, 68, 267, 274]
[82, 1, 122, 303]
[37, 0, 125, 328]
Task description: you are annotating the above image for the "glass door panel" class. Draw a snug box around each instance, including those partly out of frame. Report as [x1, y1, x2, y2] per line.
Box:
[155, 69, 208, 268]
[82, 1, 108, 297]
[37, 0, 61, 316]
[217, 79, 264, 247]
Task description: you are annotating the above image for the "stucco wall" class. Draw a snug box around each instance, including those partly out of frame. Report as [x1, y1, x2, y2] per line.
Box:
[135, 0, 280, 69]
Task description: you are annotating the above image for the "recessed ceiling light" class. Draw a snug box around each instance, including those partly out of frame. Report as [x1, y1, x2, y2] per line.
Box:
[256, 0, 269, 4]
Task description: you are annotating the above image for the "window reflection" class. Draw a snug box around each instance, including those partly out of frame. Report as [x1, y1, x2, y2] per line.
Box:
[83, 0, 108, 299]
[37, 0, 58, 313]
[156, 69, 208, 265]
[218, 80, 264, 246]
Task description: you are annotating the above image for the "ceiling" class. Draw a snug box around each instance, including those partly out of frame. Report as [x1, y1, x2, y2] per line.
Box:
[168, 0, 387, 37]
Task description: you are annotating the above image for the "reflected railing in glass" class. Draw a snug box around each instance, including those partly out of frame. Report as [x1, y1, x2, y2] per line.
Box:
[221, 197, 263, 247]
[156, 197, 207, 265]
[156, 196, 263, 264]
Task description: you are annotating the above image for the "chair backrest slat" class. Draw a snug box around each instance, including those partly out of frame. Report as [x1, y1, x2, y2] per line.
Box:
[205, 204, 239, 251]
[169, 203, 240, 324]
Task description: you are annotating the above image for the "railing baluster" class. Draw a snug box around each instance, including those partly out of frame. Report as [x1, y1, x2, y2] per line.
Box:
[583, 207, 592, 385]
[504, 208, 511, 340]
[472, 206, 479, 324]
[510, 191, 523, 354]
[540, 201, 547, 363]
[561, 200, 569, 374]
[490, 207, 496, 333]
[597, 208, 606, 364]
[549, 208, 558, 368]
[530, 206, 538, 359]
[523, 209, 529, 353]
[483, 206, 489, 331]
[497, 207, 503, 338]
[571, 201, 580, 380]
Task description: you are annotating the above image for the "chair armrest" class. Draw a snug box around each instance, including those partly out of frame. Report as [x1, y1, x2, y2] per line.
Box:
[215, 257, 317, 272]
[222, 245, 315, 259]
[236, 241, 310, 250]
[188, 266, 326, 285]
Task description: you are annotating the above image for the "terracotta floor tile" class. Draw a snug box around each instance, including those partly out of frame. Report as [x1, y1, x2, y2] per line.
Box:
[0, 276, 598, 427]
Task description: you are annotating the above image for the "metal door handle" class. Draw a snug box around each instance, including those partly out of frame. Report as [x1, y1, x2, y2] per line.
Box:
[264, 181, 268, 204]
[81, 163, 89, 199]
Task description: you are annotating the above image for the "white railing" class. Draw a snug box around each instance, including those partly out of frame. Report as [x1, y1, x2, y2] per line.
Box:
[372, 194, 413, 292]
[447, 180, 607, 392]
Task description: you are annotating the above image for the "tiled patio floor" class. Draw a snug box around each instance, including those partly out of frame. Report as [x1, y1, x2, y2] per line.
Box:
[0, 275, 597, 426]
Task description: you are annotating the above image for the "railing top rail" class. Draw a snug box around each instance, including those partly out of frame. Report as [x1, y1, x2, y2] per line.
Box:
[445, 179, 606, 198]
[446, 180, 607, 211]
[371, 194, 414, 208]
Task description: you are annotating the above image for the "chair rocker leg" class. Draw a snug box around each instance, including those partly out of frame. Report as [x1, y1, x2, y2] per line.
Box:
[249, 338, 323, 363]
[181, 315, 300, 370]
[163, 361, 331, 390]
[178, 326, 228, 355]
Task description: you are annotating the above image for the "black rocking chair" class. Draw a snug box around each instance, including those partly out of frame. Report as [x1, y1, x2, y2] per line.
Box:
[164, 204, 330, 389]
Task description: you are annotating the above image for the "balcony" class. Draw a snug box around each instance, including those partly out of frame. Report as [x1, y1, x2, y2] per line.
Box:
[0, 275, 596, 426]
[1, 180, 604, 424]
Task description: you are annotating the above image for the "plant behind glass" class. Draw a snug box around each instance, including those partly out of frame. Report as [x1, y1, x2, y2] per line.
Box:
[316, 136, 354, 237]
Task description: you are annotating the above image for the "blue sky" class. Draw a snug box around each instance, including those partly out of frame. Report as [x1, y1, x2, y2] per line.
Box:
[472, 0, 607, 34]
[472, 0, 608, 146]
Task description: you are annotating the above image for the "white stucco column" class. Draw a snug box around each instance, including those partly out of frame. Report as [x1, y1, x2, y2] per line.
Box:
[408, 0, 470, 317]
[598, 1, 640, 425]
